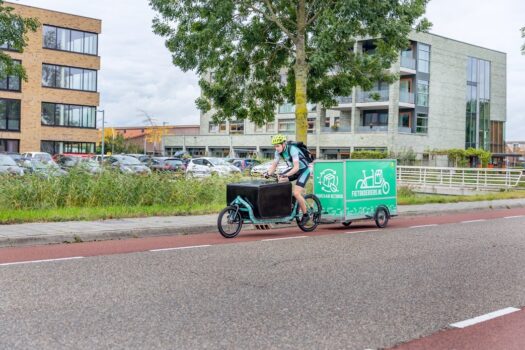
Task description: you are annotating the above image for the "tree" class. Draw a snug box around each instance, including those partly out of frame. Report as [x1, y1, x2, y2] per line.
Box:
[150, 0, 430, 143]
[0, 1, 38, 80]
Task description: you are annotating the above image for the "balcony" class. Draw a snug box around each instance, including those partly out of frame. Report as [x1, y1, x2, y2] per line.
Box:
[400, 55, 416, 70]
[399, 91, 415, 105]
[321, 126, 352, 133]
[336, 96, 353, 104]
[356, 125, 388, 133]
[398, 126, 412, 134]
[357, 90, 389, 103]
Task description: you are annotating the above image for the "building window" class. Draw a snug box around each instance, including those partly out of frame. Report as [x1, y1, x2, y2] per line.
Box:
[362, 111, 388, 126]
[416, 113, 428, 134]
[399, 111, 412, 129]
[42, 25, 98, 55]
[490, 121, 504, 153]
[0, 98, 21, 131]
[418, 43, 430, 73]
[41, 141, 96, 155]
[307, 118, 316, 134]
[0, 60, 21, 92]
[0, 138, 19, 153]
[466, 57, 491, 150]
[41, 102, 96, 128]
[229, 120, 244, 134]
[416, 80, 429, 107]
[278, 118, 295, 134]
[42, 64, 97, 92]
[354, 147, 387, 152]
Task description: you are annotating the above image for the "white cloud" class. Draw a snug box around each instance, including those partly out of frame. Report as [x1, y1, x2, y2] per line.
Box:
[15, 0, 525, 140]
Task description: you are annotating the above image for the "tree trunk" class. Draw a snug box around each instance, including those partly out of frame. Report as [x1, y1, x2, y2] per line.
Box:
[294, 0, 308, 143]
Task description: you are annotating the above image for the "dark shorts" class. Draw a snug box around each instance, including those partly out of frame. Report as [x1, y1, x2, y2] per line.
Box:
[282, 167, 311, 188]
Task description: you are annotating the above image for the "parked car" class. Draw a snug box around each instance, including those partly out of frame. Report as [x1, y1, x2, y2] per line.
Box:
[20, 159, 67, 178]
[55, 155, 102, 175]
[186, 157, 241, 177]
[0, 154, 24, 176]
[105, 155, 152, 175]
[21, 152, 53, 163]
[145, 157, 185, 172]
[90, 154, 108, 163]
[250, 161, 290, 177]
[0, 152, 23, 164]
[227, 158, 261, 172]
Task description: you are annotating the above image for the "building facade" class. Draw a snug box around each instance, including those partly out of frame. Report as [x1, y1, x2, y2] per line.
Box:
[0, 2, 101, 154]
[164, 32, 506, 160]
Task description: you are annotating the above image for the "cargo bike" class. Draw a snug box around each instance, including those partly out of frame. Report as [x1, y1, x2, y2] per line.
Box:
[313, 159, 397, 228]
[217, 175, 322, 238]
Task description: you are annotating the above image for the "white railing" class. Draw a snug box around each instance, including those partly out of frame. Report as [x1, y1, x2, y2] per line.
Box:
[397, 166, 523, 190]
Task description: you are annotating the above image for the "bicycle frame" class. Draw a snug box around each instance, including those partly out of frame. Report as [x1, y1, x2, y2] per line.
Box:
[230, 195, 300, 225]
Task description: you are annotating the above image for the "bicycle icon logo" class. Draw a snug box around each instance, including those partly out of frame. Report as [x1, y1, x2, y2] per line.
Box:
[319, 169, 339, 193]
[355, 169, 390, 194]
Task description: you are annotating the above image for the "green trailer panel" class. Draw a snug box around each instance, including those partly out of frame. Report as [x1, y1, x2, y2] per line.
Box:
[314, 159, 397, 222]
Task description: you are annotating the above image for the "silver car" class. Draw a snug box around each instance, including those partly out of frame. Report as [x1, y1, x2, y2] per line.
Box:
[0, 155, 24, 176]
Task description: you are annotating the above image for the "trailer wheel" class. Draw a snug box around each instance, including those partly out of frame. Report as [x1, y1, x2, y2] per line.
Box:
[375, 207, 389, 228]
[342, 221, 352, 227]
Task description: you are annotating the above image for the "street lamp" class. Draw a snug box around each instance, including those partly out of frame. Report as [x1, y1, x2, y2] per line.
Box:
[97, 109, 105, 157]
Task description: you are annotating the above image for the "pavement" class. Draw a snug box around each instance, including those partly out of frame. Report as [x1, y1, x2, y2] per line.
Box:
[0, 198, 524, 248]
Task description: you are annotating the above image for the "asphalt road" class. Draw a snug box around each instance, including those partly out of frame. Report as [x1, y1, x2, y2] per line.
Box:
[1, 215, 524, 349]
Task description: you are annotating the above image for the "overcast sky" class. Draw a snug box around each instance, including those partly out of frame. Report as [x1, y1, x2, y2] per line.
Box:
[14, 0, 525, 140]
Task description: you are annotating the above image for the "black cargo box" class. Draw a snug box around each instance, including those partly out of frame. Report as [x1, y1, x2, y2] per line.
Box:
[227, 181, 292, 219]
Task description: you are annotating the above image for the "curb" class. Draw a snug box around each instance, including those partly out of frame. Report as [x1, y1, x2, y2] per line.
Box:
[1, 199, 524, 248]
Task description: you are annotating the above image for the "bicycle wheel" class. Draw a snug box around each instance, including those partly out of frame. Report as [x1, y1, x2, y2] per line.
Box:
[296, 194, 322, 232]
[217, 206, 243, 238]
[375, 207, 389, 228]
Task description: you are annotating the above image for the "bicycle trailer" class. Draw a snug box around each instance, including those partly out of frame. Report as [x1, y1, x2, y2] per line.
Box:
[313, 159, 397, 228]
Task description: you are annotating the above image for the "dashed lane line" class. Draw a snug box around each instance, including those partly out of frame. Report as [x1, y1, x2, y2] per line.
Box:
[449, 307, 521, 328]
[262, 236, 307, 242]
[150, 245, 211, 252]
[410, 224, 439, 229]
[504, 215, 525, 219]
[0, 256, 84, 267]
[460, 219, 486, 224]
[344, 230, 379, 234]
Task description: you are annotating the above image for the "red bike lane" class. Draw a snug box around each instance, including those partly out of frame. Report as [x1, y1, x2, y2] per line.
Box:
[389, 307, 525, 350]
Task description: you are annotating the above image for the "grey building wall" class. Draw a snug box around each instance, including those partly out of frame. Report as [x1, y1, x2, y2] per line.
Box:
[165, 32, 506, 159]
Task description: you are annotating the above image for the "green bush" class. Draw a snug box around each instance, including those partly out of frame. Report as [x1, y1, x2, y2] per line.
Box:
[351, 151, 388, 159]
[0, 170, 235, 211]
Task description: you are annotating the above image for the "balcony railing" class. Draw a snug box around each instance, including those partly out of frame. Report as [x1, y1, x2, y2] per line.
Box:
[398, 126, 412, 133]
[336, 96, 353, 104]
[400, 55, 416, 70]
[357, 90, 389, 103]
[399, 91, 415, 104]
[357, 125, 388, 133]
[321, 126, 352, 133]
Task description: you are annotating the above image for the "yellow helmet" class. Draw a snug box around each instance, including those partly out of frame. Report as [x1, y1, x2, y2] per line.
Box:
[271, 134, 287, 145]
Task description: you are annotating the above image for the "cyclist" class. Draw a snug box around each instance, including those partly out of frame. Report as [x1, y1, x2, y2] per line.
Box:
[265, 134, 311, 225]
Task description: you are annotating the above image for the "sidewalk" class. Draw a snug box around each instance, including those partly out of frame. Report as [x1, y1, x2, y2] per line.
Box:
[1, 198, 524, 248]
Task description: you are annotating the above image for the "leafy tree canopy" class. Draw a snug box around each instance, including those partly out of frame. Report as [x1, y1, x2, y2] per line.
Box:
[0, 0, 39, 80]
[150, 0, 430, 141]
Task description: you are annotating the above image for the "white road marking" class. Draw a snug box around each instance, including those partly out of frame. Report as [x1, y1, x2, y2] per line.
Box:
[262, 236, 307, 242]
[460, 219, 486, 224]
[0, 256, 84, 267]
[410, 224, 438, 229]
[450, 307, 521, 328]
[344, 230, 379, 234]
[504, 215, 524, 219]
[150, 245, 211, 252]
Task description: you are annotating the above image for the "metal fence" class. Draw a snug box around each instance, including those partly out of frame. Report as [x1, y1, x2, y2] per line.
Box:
[397, 166, 524, 190]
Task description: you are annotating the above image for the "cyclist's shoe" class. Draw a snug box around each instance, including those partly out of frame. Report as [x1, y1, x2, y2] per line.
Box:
[300, 213, 310, 225]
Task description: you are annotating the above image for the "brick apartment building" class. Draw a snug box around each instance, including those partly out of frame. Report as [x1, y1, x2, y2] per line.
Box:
[0, 2, 101, 154]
